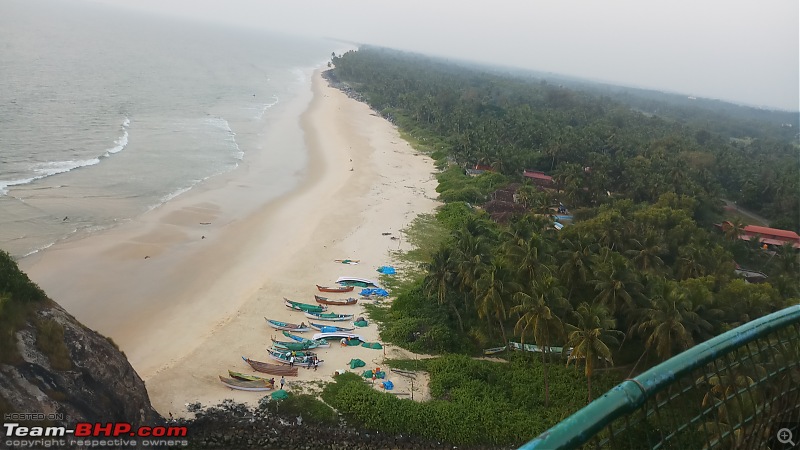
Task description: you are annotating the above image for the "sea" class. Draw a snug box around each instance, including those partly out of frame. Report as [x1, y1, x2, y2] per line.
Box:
[0, 0, 344, 259]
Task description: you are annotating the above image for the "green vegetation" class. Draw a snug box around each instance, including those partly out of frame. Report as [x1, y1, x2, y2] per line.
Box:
[326, 47, 799, 447]
[260, 393, 337, 425]
[322, 355, 618, 446]
[0, 250, 50, 364]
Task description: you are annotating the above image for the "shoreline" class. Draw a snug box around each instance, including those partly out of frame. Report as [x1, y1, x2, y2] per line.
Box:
[20, 69, 440, 415]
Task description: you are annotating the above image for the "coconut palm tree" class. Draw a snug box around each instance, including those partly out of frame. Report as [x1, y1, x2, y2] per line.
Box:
[474, 264, 513, 343]
[511, 274, 568, 406]
[634, 282, 713, 362]
[565, 303, 623, 402]
[423, 247, 463, 332]
[590, 251, 644, 316]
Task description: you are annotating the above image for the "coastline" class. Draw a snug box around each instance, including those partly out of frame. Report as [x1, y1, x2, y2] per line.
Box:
[20, 69, 440, 415]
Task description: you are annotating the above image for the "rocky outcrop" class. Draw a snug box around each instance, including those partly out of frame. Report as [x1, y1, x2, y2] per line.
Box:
[0, 299, 160, 428]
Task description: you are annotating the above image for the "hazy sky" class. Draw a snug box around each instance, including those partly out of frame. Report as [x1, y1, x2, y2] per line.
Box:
[80, 0, 798, 111]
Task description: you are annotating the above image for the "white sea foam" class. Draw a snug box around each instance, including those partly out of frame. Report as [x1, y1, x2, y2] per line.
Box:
[22, 241, 56, 258]
[255, 95, 280, 120]
[206, 117, 244, 160]
[33, 158, 101, 177]
[104, 117, 130, 157]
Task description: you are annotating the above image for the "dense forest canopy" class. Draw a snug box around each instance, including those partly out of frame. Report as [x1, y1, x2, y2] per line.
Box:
[332, 46, 799, 231]
[325, 47, 799, 447]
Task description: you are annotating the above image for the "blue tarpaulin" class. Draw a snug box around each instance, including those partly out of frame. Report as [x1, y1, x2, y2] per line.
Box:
[381, 380, 394, 390]
[377, 266, 396, 275]
[360, 288, 389, 297]
[320, 326, 338, 333]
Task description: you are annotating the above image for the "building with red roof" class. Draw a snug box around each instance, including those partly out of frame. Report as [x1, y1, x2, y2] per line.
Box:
[523, 170, 553, 187]
[739, 225, 800, 250]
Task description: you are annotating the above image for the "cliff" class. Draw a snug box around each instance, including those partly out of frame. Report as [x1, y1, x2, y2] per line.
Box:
[0, 250, 161, 436]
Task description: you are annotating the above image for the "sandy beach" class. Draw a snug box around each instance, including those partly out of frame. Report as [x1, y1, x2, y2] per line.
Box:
[20, 70, 439, 415]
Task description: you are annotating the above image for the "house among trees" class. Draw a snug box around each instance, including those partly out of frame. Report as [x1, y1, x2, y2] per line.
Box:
[719, 222, 800, 250]
[522, 170, 553, 187]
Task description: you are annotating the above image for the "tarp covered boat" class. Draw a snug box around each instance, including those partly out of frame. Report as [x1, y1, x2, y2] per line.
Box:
[271, 338, 320, 351]
[309, 322, 355, 332]
[282, 330, 330, 348]
[312, 331, 364, 341]
[267, 348, 321, 366]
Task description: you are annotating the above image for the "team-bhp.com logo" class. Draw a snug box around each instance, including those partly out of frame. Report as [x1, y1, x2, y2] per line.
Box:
[4, 422, 188, 448]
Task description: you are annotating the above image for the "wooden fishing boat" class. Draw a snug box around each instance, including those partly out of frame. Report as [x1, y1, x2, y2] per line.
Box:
[218, 375, 272, 391]
[228, 370, 275, 385]
[309, 322, 355, 332]
[316, 284, 354, 293]
[271, 338, 319, 351]
[284, 298, 327, 313]
[242, 356, 298, 376]
[265, 317, 310, 332]
[267, 348, 321, 366]
[304, 311, 354, 322]
[314, 295, 358, 306]
[282, 331, 330, 348]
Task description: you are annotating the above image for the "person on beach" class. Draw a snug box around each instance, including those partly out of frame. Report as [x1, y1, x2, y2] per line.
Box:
[269, 377, 275, 388]
[314, 358, 319, 371]
[280, 376, 285, 390]
[289, 355, 295, 367]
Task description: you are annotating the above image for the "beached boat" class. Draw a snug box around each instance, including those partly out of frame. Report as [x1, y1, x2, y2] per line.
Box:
[284, 298, 327, 313]
[483, 345, 508, 355]
[335, 276, 380, 288]
[508, 342, 573, 357]
[316, 284, 354, 293]
[271, 338, 319, 351]
[264, 318, 310, 332]
[309, 322, 355, 332]
[304, 311, 354, 322]
[282, 331, 330, 348]
[218, 375, 273, 391]
[228, 370, 275, 385]
[312, 331, 364, 341]
[333, 259, 360, 265]
[314, 295, 358, 306]
[267, 348, 321, 366]
[242, 356, 298, 376]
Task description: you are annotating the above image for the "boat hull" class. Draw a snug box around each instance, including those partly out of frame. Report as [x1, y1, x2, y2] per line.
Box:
[304, 311, 354, 322]
[316, 284, 354, 293]
[219, 376, 273, 391]
[242, 356, 299, 376]
[265, 318, 310, 332]
[314, 295, 358, 306]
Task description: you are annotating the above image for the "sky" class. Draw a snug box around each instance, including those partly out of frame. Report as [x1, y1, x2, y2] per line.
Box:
[79, 0, 799, 111]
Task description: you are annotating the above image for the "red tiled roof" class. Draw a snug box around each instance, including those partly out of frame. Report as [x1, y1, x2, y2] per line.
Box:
[523, 170, 553, 181]
[743, 225, 800, 240]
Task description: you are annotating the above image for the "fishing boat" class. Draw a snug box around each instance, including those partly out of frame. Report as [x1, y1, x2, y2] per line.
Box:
[228, 370, 275, 385]
[312, 331, 364, 341]
[335, 276, 380, 288]
[264, 318, 310, 332]
[304, 311, 354, 322]
[284, 298, 327, 313]
[316, 284, 354, 293]
[271, 338, 319, 351]
[483, 345, 508, 355]
[314, 295, 358, 306]
[218, 375, 273, 391]
[309, 322, 355, 332]
[282, 331, 330, 348]
[267, 348, 321, 366]
[242, 356, 298, 376]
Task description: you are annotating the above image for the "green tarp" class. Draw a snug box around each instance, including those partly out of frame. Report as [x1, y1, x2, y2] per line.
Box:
[349, 358, 366, 369]
[353, 320, 369, 327]
[361, 342, 383, 349]
[270, 389, 289, 400]
[362, 370, 386, 379]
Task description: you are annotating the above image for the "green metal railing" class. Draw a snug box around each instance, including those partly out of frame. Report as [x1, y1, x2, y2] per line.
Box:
[521, 305, 800, 450]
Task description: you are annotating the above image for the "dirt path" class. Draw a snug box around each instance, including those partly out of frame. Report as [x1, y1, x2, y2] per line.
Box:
[721, 199, 770, 226]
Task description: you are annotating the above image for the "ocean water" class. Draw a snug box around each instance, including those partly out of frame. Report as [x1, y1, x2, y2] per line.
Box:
[0, 0, 340, 258]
